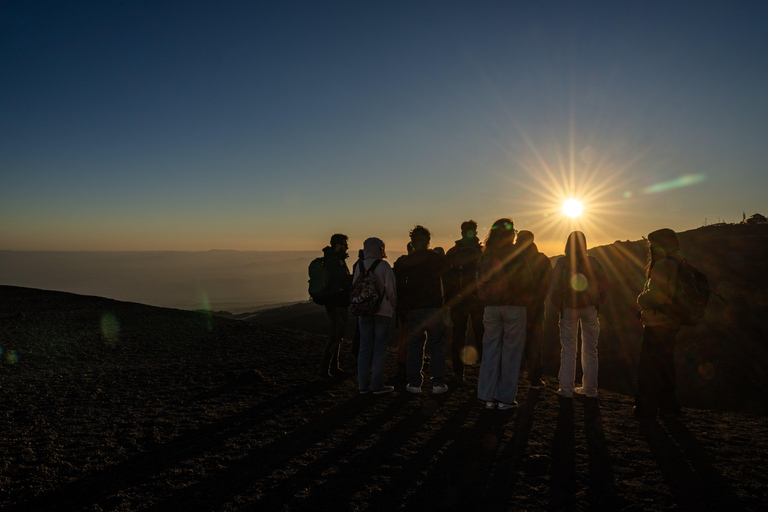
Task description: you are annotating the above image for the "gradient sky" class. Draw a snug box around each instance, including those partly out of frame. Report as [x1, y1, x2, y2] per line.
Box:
[2, 1, 767, 257]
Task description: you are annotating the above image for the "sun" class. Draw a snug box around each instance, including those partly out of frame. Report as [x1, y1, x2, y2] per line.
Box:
[562, 199, 583, 218]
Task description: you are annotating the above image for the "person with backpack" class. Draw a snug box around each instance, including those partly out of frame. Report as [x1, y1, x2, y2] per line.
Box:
[547, 231, 609, 400]
[634, 228, 685, 420]
[515, 230, 552, 390]
[398, 225, 449, 394]
[476, 218, 534, 410]
[444, 220, 484, 385]
[352, 237, 397, 394]
[311, 233, 353, 381]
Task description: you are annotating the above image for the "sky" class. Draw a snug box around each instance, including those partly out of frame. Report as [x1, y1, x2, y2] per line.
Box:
[2, 1, 767, 257]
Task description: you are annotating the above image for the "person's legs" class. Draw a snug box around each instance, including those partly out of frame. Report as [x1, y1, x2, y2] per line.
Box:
[477, 306, 503, 402]
[425, 308, 448, 387]
[579, 307, 600, 397]
[370, 315, 393, 390]
[450, 303, 470, 379]
[357, 315, 375, 391]
[469, 300, 485, 364]
[558, 308, 579, 397]
[524, 307, 545, 385]
[635, 326, 666, 419]
[406, 309, 428, 388]
[318, 305, 345, 378]
[658, 327, 681, 415]
[495, 306, 526, 405]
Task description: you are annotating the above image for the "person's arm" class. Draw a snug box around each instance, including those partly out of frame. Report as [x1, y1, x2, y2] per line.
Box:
[591, 257, 610, 304]
[637, 259, 677, 309]
[547, 258, 564, 307]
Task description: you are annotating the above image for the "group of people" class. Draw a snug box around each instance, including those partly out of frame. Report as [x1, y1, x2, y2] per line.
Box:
[315, 220, 688, 421]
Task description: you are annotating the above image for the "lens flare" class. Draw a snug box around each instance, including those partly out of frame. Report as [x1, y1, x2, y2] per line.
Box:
[100, 313, 120, 345]
[642, 174, 706, 194]
[460, 345, 479, 365]
[570, 273, 588, 292]
[4, 350, 19, 364]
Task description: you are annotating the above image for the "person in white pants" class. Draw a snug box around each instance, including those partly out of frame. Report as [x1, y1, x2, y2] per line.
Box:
[547, 231, 609, 398]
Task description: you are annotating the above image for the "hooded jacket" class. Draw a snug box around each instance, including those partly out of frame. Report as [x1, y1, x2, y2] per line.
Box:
[351, 237, 397, 318]
[322, 246, 352, 307]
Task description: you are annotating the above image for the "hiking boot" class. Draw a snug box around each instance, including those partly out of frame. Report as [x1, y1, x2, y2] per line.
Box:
[432, 384, 449, 395]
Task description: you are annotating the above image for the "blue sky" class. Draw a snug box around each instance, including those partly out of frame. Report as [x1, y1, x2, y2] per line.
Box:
[2, 1, 766, 256]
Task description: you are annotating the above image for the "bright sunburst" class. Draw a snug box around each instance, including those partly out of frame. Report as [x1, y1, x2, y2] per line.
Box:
[562, 199, 583, 218]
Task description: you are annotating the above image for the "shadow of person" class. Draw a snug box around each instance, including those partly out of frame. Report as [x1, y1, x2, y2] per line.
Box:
[582, 398, 625, 509]
[640, 419, 746, 511]
[548, 395, 577, 510]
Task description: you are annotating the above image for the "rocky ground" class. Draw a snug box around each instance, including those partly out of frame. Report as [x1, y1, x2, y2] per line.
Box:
[1, 285, 767, 511]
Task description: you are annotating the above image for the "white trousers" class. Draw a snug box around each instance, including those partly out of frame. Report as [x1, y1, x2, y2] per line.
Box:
[558, 306, 600, 397]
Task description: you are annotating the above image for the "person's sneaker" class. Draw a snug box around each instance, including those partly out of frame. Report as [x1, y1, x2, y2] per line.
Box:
[372, 385, 395, 395]
[497, 401, 518, 410]
[432, 384, 449, 395]
[359, 389, 371, 394]
[485, 401, 496, 409]
[529, 379, 546, 390]
[406, 385, 421, 394]
[574, 386, 597, 398]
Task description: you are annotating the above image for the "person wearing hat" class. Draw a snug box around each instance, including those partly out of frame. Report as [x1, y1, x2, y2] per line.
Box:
[635, 228, 683, 421]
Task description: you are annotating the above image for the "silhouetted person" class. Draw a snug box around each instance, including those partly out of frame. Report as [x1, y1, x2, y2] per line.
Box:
[316, 233, 353, 381]
[398, 225, 449, 394]
[634, 228, 684, 420]
[444, 220, 484, 385]
[476, 218, 533, 409]
[393, 242, 415, 376]
[354, 237, 397, 394]
[547, 231, 608, 399]
[515, 230, 552, 389]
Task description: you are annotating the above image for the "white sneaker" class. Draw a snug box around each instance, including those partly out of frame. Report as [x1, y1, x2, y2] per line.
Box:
[406, 385, 421, 394]
[432, 384, 449, 395]
[497, 401, 518, 410]
[485, 401, 496, 409]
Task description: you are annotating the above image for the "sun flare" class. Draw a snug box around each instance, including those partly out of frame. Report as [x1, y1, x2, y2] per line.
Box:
[562, 199, 583, 218]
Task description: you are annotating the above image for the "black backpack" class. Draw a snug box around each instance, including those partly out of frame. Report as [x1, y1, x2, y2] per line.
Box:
[660, 259, 711, 326]
[308, 257, 334, 305]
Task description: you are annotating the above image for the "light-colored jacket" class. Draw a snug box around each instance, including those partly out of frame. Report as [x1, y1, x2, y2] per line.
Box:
[637, 256, 680, 328]
[352, 258, 397, 318]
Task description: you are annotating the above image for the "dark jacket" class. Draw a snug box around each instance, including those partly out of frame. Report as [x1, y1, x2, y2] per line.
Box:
[444, 236, 483, 307]
[396, 249, 447, 310]
[547, 255, 609, 311]
[519, 242, 552, 321]
[477, 248, 535, 307]
[322, 246, 352, 307]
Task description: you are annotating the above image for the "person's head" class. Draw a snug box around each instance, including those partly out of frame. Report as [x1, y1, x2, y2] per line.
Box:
[647, 228, 679, 256]
[460, 220, 478, 240]
[409, 225, 431, 250]
[564, 231, 588, 269]
[484, 218, 516, 253]
[433, 246, 445, 256]
[363, 237, 387, 259]
[330, 233, 348, 253]
[646, 228, 679, 276]
[516, 230, 534, 250]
